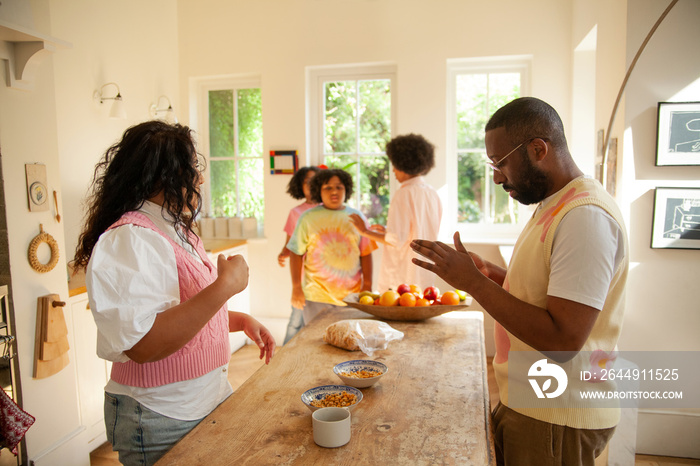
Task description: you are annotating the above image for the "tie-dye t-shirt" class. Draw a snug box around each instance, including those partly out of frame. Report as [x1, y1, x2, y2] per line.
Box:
[287, 205, 377, 306]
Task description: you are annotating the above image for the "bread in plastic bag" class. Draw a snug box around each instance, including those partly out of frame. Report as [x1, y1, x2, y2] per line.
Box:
[323, 319, 404, 356]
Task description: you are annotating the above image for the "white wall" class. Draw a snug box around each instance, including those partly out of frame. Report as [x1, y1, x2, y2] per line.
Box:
[50, 0, 180, 259]
[618, 0, 700, 458]
[1, 0, 179, 463]
[177, 0, 573, 322]
[0, 0, 82, 461]
[618, 0, 700, 353]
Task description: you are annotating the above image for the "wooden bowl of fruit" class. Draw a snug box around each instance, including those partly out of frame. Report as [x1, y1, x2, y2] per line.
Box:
[343, 285, 472, 321]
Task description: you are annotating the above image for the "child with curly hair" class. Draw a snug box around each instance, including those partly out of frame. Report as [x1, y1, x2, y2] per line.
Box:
[287, 168, 376, 325]
[350, 133, 442, 291]
[278, 166, 320, 343]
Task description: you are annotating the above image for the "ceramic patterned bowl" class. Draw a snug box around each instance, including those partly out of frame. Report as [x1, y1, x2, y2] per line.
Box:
[301, 384, 363, 412]
[333, 360, 388, 388]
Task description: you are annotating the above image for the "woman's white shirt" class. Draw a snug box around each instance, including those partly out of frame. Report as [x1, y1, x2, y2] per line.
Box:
[86, 201, 232, 420]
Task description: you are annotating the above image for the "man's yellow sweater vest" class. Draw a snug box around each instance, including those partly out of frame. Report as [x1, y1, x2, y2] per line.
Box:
[493, 176, 629, 429]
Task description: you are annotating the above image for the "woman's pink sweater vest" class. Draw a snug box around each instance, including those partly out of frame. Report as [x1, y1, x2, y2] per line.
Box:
[106, 211, 230, 388]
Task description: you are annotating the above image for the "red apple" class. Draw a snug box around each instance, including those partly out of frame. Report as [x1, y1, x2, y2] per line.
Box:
[396, 283, 411, 295]
[423, 286, 440, 301]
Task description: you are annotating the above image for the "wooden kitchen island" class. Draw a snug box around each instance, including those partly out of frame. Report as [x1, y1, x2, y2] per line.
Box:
[158, 308, 495, 465]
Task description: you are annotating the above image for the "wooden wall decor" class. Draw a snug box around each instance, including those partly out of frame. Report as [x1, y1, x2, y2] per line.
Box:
[25, 163, 49, 212]
[33, 294, 70, 379]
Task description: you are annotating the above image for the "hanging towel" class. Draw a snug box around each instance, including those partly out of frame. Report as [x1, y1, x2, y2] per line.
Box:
[0, 387, 34, 456]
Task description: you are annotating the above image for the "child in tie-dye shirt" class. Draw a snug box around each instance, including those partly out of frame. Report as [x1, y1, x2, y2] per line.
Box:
[287, 169, 376, 324]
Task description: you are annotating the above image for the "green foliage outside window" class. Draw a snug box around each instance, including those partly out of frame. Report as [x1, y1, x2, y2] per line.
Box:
[456, 72, 520, 224]
[208, 88, 264, 223]
[323, 79, 391, 225]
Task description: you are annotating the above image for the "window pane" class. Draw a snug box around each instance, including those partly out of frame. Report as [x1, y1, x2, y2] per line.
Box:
[209, 90, 234, 159]
[489, 171, 520, 224]
[455, 69, 521, 226]
[324, 81, 356, 154]
[238, 158, 264, 221]
[358, 80, 391, 153]
[237, 88, 263, 158]
[210, 159, 236, 217]
[488, 73, 520, 111]
[359, 155, 390, 225]
[457, 152, 485, 223]
[456, 74, 487, 150]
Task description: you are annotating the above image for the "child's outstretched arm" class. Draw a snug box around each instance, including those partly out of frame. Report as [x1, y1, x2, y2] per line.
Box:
[349, 213, 390, 245]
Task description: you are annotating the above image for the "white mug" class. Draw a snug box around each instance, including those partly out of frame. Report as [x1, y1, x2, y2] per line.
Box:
[312, 407, 351, 448]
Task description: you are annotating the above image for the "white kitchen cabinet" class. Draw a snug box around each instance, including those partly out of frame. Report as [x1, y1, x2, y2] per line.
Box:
[205, 242, 251, 353]
[68, 292, 109, 452]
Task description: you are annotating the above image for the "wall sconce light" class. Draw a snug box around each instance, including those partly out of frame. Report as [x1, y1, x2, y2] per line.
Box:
[93, 82, 127, 119]
[150, 95, 178, 124]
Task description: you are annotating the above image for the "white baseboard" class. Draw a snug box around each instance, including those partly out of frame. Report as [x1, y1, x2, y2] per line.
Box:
[636, 410, 700, 459]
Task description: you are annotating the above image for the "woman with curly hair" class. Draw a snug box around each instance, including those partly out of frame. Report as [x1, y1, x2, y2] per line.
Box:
[350, 133, 442, 291]
[278, 165, 320, 343]
[287, 168, 376, 324]
[73, 121, 275, 466]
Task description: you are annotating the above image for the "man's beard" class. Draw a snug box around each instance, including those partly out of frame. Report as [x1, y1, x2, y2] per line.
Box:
[502, 155, 551, 205]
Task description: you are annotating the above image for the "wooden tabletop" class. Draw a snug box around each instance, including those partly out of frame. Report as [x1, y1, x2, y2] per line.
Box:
[158, 308, 495, 465]
[202, 238, 247, 254]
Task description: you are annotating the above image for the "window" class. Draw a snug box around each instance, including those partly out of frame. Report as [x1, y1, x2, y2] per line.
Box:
[308, 65, 396, 225]
[194, 76, 264, 225]
[447, 57, 531, 238]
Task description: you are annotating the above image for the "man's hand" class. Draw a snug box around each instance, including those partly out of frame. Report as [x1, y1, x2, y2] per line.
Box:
[410, 232, 486, 292]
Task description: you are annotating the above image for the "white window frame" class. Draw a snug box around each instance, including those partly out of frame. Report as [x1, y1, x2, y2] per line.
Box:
[306, 63, 398, 203]
[190, 74, 262, 217]
[446, 56, 532, 242]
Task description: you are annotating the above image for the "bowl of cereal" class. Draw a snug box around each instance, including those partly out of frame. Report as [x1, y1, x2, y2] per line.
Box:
[301, 385, 363, 412]
[333, 360, 388, 388]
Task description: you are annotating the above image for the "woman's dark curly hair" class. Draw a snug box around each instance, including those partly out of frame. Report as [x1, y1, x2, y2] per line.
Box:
[309, 168, 353, 204]
[385, 133, 435, 176]
[73, 121, 204, 270]
[286, 166, 320, 200]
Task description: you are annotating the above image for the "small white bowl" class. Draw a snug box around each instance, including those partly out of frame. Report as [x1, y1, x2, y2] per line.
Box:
[333, 360, 388, 388]
[301, 385, 363, 412]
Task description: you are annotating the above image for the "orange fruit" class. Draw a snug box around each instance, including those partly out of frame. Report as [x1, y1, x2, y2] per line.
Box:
[399, 292, 417, 307]
[440, 290, 460, 305]
[379, 290, 400, 306]
[409, 284, 422, 297]
[415, 297, 431, 307]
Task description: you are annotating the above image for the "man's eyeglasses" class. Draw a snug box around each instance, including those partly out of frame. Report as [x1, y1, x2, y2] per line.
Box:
[486, 137, 544, 172]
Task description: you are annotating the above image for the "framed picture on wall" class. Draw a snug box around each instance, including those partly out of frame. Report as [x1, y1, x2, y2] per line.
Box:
[651, 187, 700, 249]
[655, 101, 700, 166]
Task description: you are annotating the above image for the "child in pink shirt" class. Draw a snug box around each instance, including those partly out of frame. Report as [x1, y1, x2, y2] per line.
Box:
[279, 166, 320, 342]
